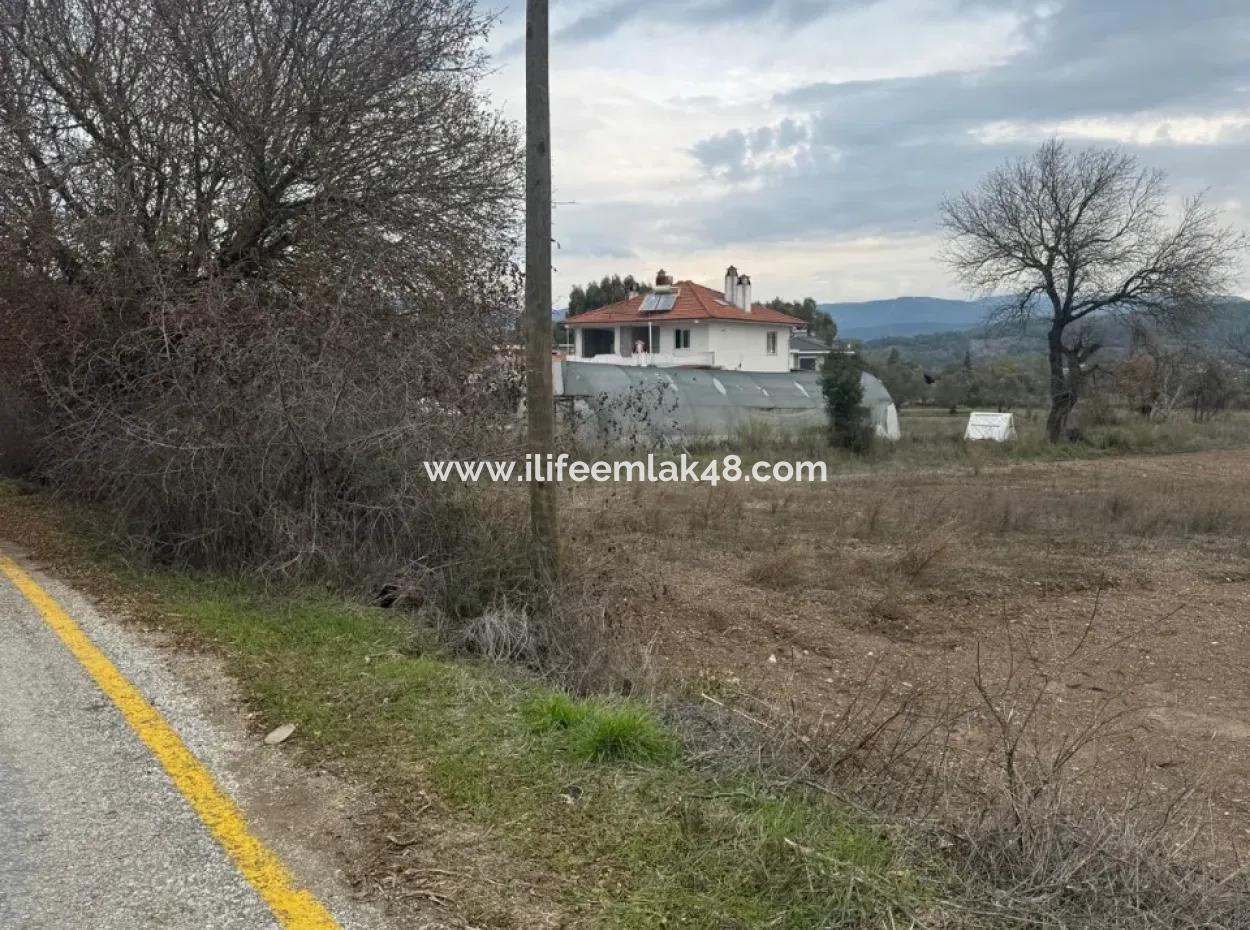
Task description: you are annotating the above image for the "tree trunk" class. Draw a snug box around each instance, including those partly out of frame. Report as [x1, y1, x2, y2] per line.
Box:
[1045, 325, 1074, 442]
[524, 0, 558, 586]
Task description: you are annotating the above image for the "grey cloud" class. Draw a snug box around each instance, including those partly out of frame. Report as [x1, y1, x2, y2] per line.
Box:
[784, 0, 1249, 130]
[775, 117, 807, 147]
[553, 0, 870, 45]
[693, 117, 812, 177]
[691, 129, 751, 176]
[680, 0, 1250, 249]
[554, 0, 635, 43]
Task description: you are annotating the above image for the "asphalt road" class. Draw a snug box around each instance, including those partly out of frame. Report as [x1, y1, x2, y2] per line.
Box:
[0, 553, 394, 930]
[0, 564, 291, 930]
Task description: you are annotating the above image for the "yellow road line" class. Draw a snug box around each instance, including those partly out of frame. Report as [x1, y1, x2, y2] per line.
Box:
[0, 552, 343, 930]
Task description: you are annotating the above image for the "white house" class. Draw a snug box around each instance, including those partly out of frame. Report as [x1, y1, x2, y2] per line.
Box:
[788, 333, 832, 371]
[563, 267, 804, 373]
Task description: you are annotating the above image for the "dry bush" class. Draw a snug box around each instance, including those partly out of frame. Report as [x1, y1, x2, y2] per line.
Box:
[867, 475, 1250, 552]
[744, 546, 806, 591]
[932, 605, 1250, 927]
[0, 0, 523, 586]
[852, 496, 889, 539]
[31, 282, 522, 586]
[435, 600, 542, 664]
[684, 483, 744, 536]
[549, 592, 657, 697]
[0, 380, 37, 477]
[970, 488, 1038, 535]
[413, 522, 658, 694]
[892, 521, 958, 584]
[866, 590, 912, 627]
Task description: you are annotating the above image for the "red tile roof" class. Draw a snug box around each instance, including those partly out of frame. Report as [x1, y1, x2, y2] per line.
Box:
[564, 280, 804, 327]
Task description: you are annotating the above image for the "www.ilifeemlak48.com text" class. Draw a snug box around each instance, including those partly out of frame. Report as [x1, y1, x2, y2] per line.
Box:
[422, 454, 827, 486]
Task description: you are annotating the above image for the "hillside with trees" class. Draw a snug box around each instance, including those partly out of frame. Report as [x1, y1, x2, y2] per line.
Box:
[763, 296, 837, 344]
[859, 298, 1250, 371]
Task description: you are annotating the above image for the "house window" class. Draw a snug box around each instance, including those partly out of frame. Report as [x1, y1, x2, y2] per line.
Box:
[798, 356, 817, 371]
[766, 331, 777, 355]
[674, 329, 691, 350]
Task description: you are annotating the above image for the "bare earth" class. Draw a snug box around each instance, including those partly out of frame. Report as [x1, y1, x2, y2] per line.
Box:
[571, 449, 1250, 850]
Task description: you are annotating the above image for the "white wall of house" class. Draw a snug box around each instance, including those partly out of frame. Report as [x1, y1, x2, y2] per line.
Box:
[570, 320, 789, 371]
[653, 322, 710, 354]
[707, 322, 792, 372]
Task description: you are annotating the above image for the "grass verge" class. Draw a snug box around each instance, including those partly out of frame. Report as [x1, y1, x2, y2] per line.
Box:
[0, 479, 934, 929]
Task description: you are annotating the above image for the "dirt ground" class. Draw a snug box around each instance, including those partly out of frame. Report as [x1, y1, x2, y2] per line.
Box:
[569, 448, 1250, 851]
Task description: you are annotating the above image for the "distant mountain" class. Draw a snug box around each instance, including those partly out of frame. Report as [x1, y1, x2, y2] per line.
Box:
[819, 296, 1000, 340]
[858, 297, 1250, 370]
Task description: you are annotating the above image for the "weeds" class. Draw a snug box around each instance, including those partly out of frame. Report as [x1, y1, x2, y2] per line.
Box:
[436, 599, 542, 663]
[893, 523, 956, 584]
[744, 546, 805, 591]
[679, 595, 1250, 929]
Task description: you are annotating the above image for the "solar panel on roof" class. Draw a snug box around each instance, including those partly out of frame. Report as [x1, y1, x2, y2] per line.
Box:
[640, 292, 677, 313]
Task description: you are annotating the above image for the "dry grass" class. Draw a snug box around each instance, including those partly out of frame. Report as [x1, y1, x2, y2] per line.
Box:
[569, 448, 1250, 925]
[891, 522, 958, 584]
[744, 546, 807, 591]
[669, 591, 1250, 928]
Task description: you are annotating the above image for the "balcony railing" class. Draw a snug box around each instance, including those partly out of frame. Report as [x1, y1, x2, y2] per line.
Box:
[572, 351, 716, 368]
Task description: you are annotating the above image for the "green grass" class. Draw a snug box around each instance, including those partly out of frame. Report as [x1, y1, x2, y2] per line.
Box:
[143, 580, 928, 928]
[525, 691, 596, 731]
[526, 694, 679, 763]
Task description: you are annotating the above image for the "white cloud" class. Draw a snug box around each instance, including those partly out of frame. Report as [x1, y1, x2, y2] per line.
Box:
[972, 113, 1250, 147]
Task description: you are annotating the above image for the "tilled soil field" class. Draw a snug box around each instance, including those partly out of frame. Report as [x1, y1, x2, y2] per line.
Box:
[570, 449, 1250, 849]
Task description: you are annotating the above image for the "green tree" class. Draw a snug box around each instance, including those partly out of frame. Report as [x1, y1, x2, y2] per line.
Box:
[567, 274, 650, 317]
[933, 368, 972, 413]
[821, 352, 871, 452]
[766, 297, 838, 345]
[864, 348, 927, 406]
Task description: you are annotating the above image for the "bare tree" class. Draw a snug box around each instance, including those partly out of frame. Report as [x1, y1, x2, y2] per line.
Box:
[0, 0, 525, 579]
[1189, 354, 1237, 422]
[524, 0, 557, 586]
[0, 0, 519, 294]
[941, 140, 1245, 442]
[1116, 319, 1195, 420]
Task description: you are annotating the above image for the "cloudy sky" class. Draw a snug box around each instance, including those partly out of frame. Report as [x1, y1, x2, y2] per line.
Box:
[482, 0, 1250, 304]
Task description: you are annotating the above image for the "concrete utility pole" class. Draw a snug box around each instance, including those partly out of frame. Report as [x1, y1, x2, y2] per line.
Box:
[524, 0, 558, 586]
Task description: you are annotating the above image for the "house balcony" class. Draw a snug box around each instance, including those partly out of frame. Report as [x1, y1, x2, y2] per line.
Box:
[574, 351, 716, 369]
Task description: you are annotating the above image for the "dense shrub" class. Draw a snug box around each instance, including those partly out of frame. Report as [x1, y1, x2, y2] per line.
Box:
[0, 0, 523, 584]
[821, 352, 873, 452]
